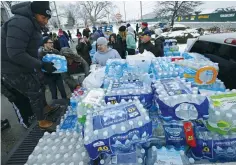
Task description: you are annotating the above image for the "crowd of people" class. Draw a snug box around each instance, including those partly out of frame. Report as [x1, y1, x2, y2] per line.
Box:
[1, 1, 165, 131]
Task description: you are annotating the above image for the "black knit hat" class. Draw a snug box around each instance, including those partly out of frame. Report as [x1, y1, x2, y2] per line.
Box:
[31, 1, 51, 18]
[43, 36, 51, 45]
[119, 26, 126, 32]
[126, 23, 131, 27]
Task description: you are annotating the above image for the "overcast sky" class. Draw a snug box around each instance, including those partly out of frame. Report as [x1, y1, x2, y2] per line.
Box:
[57, 1, 236, 22]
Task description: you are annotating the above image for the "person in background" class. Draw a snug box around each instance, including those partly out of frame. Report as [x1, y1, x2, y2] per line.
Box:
[93, 37, 121, 66]
[82, 25, 91, 38]
[127, 23, 137, 42]
[58, 29, 70, 48]
[139, 22, 149, 47]
[117, 26, 127, 59]
[1, 1, 58, 131]
[76, 36, 92, 66]
[92, 26, 97, 33]
[139, 30, 160, 57]
[154, 28, 165, 57]
[136, 23, 140, 33]
[67, 30, 74, 43]
[126, 26, 136, 55]
[97, 26, 104, 37]
[108, 33, 123, 57]
[62, 30, 69, 41]
[76, 29, 82, 43]
[52, 32, 61, 51]
[60, 47, 89, 92]
[38, 37, 67, 100]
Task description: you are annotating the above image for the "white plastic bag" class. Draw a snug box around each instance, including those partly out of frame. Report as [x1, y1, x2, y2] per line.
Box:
[82, 67, 105, 88]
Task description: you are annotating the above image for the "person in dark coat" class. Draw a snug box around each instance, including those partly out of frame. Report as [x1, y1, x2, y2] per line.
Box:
[1, 1, 58, 131]
[108, 33, 123, 57]
[60, 48, 90, 92]
[82, 25, 91, 38]
[139, 30, 160, 57]
[58, 29, 70, 48]
[116, 25, 127, 59]
[52, 32, 61, 51]
[38, 37, 67, 100]
[154, 28, 165, 57]
[136, 23, 140, 33]
[62, 30, 69, 41]
[67, 30, 74, 43]
[76, 36, 92, 66]
[76, 29, 82, 43]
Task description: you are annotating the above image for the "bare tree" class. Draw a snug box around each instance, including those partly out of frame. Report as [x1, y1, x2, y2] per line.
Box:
[78, 1, 113, 25]
[155, 1, 203, 26]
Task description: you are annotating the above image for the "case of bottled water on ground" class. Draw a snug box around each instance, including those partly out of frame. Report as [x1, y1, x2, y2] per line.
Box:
[83, 100, 152, 160]
[105, 59, 127, 79]
[98, 146, 146, 165]
[146, 146, 195, 165]
[104, 80, 153, 108]
[190, 126, 236, 162]
[206, 90, 236, 135]
[42, 54, 67, 73]
[26, 131, 89, 165]
[153, 78, 209, 121]
[174, 56, 219, 85]
[150, 57, 185, 80]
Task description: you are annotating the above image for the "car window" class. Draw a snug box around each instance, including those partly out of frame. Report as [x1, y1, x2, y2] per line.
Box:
[190, 40, 236, 62]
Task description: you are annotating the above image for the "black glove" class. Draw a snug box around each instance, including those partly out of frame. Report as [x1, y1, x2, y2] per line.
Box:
[42, 61, 57, 73]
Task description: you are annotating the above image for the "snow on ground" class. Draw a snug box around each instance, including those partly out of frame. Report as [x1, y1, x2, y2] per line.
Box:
[173, 24, 186, 28]
[162, 29, 200, 38]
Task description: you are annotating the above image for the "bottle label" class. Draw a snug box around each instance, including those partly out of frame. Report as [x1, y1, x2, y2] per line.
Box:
[60, 115, 77, 130]
[160, 78, 192, 96]
[93, 103, 141, 130]
[190, 127, 236, 161]
[163, 122, 186, 147]
[82, 89, 105, 105]
[183, 122, 196, 147]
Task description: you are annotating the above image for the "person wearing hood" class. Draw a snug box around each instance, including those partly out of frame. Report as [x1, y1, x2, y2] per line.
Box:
[108, 33, 123, 57]
[93, 37, 121, 66]
[58, 29, 70, 48]
[154, 28, 165, 57]
[117, 26, 127, 59]
[60, 47, 90, 92]
[1, 1, 58, 131]
[126, 26, 136, 55]
[139, 30, 160, 57]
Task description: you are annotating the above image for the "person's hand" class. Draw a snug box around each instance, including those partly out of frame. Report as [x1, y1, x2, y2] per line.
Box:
[42, 61, 57, 73]
[76, 85, 81, 89]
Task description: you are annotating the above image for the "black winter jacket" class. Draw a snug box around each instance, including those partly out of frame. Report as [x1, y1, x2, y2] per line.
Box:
[108, 34, 123, 57]
[154, 36, 165, 57]
[76, 40, 92, 65]
[1, 2, 42, 73]
[139, 41, 160, 57]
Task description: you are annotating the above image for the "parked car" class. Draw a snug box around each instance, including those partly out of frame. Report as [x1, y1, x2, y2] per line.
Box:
[185, 33, 236, 89]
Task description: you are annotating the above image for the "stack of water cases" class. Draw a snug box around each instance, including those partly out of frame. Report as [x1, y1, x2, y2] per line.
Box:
[151, 78, 209, 151]
[42, 54, 67, 73]
[174, 52, 223, 91]
[164, 39, 181, 57]
[191, 126, 236, 162]
[104, 79, 153, 109]
[83, 99, 152, 164]
[105, 59, 127, 79]
[150, 57, 185, 80]
[26, 132, 89, 165]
